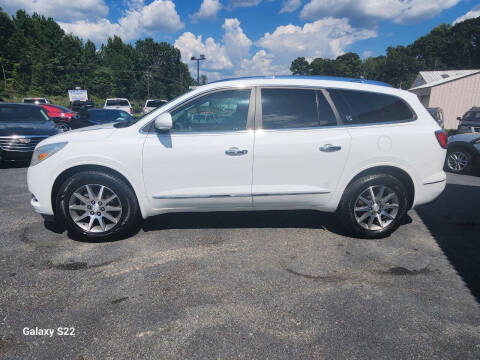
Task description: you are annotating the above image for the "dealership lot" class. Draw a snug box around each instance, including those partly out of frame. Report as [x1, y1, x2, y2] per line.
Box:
[0, 164, 479, 359]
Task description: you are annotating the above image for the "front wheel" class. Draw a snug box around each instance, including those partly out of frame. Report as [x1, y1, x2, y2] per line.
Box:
[336, 174, 409, 239]
[56, 171, 139, 241]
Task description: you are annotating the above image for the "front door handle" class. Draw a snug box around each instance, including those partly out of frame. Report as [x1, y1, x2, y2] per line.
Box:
[225, 147, 248, 156]
[320, 144, 342, 152]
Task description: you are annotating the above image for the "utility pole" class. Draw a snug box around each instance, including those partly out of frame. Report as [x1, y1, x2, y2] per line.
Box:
[190, 55, 206, 84]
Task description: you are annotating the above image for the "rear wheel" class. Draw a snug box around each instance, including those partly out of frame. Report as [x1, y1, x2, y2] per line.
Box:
[445, 149, 471, 174]
[56, 171, 139, 241]
[337, 174, 409, 239]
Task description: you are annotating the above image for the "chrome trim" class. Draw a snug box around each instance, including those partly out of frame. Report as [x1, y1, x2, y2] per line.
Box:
[153, 193, 251, 199]
[152, 191, 330, 199]
[253, 191, 330, 196]
[423, 179, 446, 185]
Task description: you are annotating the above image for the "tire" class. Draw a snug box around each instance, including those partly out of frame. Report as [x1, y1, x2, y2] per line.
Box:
[56, 171, 139, 241]
[336, 174, 409, 239]
[55, 122, 71, 132]
[445, 149, 472, 174]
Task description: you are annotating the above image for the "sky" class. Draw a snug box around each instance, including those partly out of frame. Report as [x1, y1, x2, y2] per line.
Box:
[1, 0, 480, 81]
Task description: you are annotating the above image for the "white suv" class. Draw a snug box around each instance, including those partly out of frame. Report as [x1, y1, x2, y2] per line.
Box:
[27, 76, 447, 241]
[104, 98, 132, 114]
[143, 99, 168, 114]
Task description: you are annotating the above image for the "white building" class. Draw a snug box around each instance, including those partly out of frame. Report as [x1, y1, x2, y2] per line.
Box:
[409, 70, 480, 129]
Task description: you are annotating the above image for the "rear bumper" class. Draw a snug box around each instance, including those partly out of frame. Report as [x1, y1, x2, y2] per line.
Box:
[414, 173, 447, 207]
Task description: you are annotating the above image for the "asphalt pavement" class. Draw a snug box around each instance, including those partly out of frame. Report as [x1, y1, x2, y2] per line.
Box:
[0, 163, 479, 359]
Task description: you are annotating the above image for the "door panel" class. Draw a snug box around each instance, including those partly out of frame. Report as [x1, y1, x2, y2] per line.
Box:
[252, 88, 351, 209]
[142, 88, 255, 212]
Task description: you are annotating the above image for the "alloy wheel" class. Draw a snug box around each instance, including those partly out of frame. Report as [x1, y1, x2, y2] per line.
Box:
[68, 184, 122, 233]
[354, 185, 399, 231]
[447, 151, 469, 172]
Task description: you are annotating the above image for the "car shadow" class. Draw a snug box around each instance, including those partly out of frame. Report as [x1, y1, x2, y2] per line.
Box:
[416, 180, 480, 303]
[0, 161, 30, 169]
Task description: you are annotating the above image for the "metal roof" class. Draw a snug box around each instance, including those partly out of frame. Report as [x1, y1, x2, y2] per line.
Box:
[209, 75, 392, 87]
[410, 69, 480, 90]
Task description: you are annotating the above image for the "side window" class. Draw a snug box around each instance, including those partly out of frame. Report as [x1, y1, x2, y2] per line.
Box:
[170, 89, 251, 132]
[329, 89, 415, 124]
[261, 89, 336, 129]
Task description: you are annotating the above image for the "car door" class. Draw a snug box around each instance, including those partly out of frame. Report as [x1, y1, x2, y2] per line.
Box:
[143, 88, 255, 212]
[252, 87, 351, 210]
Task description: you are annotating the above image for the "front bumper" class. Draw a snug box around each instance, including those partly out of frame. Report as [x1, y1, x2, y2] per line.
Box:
[27, 163, 56, 216]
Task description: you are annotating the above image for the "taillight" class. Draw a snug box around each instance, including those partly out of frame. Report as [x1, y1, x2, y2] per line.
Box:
[130, 107, 133, 114]
[435, 130, 448, 149]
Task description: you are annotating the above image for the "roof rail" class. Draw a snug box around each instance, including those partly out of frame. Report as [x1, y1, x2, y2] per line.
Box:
[209, 75, 392, 87]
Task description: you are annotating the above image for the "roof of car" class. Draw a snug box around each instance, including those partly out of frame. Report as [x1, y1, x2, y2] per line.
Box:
[0, 102, 43, 108]
[209, 75, 391, 87]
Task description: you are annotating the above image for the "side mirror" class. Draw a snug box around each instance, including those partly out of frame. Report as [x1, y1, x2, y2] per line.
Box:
[457, 117, 462, 121]
[154, 112, 172, 131]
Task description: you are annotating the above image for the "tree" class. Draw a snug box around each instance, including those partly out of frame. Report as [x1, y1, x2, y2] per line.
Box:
[290, 57, 311, 75]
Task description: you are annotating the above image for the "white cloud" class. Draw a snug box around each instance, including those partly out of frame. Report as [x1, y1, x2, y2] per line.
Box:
[362, 50, 373, 59]
[59, 0, 183, 46]
[453, 5, 480, 25]
[280, 0, 302, 13]
[191, 0, 222, 22]
[230, 0, 262, 7]
[300, 0, 460, 25]
[257, 17, 376, 61]
[222, 18, 252, 60]
[0, 0, 109, 22]
[236, 50, 287, 76]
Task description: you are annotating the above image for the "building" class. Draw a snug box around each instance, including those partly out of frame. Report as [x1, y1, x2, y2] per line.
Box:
[409, 70, 480, 129]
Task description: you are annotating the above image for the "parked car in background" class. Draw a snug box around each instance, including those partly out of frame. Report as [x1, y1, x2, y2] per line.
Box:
[39, 104, 78, 132]
[104, 98, 132, 114]
[143, 99, 167, 114]
[427, 107, 444, 127]
[75, 109, 135, 127]
[23, 98, 50, 104]
[71, 99, 95, 113]
[28, 76, 447, 241]
[445, 133, 480, 174]
[457, 107, 480, 133]
[0, 103, 59, 162]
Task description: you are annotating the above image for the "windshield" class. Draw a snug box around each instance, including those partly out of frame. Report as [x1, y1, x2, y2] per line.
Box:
[87, 110, 132, 122]
[106, 99, 129, 106]
[0, 106, 50, 122]
[146, 100, 167, 107]
[24, 98, 46, 104]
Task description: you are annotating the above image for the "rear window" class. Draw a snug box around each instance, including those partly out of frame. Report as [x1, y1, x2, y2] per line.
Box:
[0, 106, 49, 122]
[24, 98, 46, 104]
[106, 99, 129, 106]
[329, 89, 415, 124]
[261, 88, 336, 129]
[146, 100, 167, 107]
[88, 110, 131, 122]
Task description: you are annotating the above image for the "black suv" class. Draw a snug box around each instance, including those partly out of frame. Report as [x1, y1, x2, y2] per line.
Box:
[457, 107, 480, 133]
[0, 103, 59, 162]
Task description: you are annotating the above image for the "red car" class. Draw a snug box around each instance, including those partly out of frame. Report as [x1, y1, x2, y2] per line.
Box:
[39, 104, 78, 131]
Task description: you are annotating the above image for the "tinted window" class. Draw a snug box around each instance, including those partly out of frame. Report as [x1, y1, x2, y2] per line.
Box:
[88, 110, 132, 123]
[53, 105, 73, 113]
[106, 99, 129, 106]
[171, 89, 251, 132]
[464, 111, 480, 120]
[329, 89, 415, 124]
[146, 100, 167, 107]
[0, 106, 49, 122]
[261, 89, 336, 129]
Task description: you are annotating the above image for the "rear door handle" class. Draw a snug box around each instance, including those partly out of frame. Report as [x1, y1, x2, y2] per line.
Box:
[225, 147, 248, 156]
[320, 144, 342, 152]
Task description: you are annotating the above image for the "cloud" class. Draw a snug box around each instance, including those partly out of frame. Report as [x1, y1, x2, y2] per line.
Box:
[191, 0, 222, 22]
[257, 17, 376, 61]
[0, 0, 109, 22]
[59, 0, 183, 46]
[280, 0, 302, 13]
[362, 50, 373, 59]
[230, 0, 262, 7]
[300, 0, 460, 25]
[175, 16, 376, 80]
[453, 4, 480, 25]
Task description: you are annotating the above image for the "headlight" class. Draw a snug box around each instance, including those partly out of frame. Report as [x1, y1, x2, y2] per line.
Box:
[30, 142, 68, 167]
